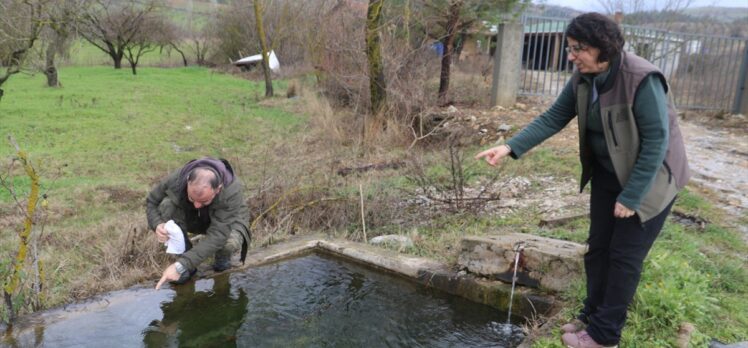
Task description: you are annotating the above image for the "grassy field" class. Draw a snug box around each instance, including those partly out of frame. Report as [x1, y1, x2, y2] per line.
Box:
[0, 66, 293, 311]
[1, 65, 746, 346]
[1, 66, 294, 175]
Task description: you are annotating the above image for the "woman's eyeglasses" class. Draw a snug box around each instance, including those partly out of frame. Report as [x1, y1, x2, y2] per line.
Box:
[565, 43, 588, 55]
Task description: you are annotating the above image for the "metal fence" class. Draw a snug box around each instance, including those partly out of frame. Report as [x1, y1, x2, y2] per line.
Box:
[519, 14, 748, 112]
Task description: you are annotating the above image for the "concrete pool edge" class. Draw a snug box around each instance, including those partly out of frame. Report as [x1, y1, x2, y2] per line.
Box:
[232, 236, 556, 320]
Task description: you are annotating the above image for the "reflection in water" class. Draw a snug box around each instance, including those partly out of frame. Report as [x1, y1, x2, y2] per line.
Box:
[142, 274, 248, 347]
[229, 253, 524, 347]
[3, 253, 525, 348]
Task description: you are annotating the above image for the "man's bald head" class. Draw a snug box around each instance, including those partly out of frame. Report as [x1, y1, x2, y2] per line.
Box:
[186, 167, 222, 208]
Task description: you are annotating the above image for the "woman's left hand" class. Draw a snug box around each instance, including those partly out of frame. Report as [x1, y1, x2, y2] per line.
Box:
[614, 202, 635, 219]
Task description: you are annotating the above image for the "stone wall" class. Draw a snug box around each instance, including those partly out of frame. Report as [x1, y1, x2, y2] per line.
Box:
[457, 233, 586, 292]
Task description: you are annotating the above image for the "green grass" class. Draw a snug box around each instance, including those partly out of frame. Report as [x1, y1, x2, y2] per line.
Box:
[502, 146, 581, 178]
[1, 66, 295, 196]
[526, 207, 747, 347]
[0, 66, 297, 317]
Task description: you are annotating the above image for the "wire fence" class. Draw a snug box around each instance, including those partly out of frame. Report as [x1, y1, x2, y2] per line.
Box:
[519, 14, 748, 112]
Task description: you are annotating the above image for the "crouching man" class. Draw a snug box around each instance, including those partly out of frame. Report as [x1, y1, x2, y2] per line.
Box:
[147, 157, 250, 290]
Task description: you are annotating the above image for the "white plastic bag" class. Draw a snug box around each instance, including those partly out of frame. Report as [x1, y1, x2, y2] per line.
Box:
[164, 220, 186, 254]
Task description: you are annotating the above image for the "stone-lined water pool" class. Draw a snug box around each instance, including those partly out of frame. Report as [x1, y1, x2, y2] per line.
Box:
[3, 252, 525, 347]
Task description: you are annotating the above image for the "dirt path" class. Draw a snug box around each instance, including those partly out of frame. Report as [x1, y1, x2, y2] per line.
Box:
[679, 120, 748, 234]
[459, 102, 747, 236]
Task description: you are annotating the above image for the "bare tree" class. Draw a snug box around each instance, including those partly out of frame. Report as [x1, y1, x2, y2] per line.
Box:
[164, 23, 189, 67]
[211, 0, 325, 68]
[78, 0, 161, 70]
[597, 0, 693, 21]
[366, 0, 386, 115]
[192, 24, 214, 66]
[122, 13, 174, 75]
[0, 0, 47, 101]
[597, 0, 694, 30]
[42, 0, 82, 87]
[253, 0, 273, 97]
[418, 0, 528, 106]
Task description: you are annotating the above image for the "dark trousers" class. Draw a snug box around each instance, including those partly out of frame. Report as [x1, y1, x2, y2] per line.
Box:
[580, 163, 674, 346]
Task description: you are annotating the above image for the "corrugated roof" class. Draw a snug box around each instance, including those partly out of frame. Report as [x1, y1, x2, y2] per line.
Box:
[524, 21, 567, 34]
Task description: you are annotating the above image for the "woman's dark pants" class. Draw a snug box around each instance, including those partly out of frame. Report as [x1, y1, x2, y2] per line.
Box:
[580, 164, 674, 346]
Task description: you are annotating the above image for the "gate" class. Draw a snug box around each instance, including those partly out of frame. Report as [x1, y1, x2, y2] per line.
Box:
[519, 14, 748, 112]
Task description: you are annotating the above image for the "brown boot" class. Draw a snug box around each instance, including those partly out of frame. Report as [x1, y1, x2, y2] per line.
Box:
[561, 330, 617, 348]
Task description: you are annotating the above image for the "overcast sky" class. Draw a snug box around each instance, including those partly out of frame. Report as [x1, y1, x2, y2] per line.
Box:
[538, 0, 748, 12]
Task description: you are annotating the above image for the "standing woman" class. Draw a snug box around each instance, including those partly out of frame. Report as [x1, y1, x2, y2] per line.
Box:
[476, 13, 689, 348]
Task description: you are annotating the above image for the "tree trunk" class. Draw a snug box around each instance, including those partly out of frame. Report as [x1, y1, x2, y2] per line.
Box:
[366, 0, 386, 116]
[113, 54, 122, 69]
[253, 0, 273, 97]
[45, 41, 59, 87]
[130, 62, 137, 75]
[195, 40, 206, 66]
[170, 43, 188, 66]
[106, 43, 124, 69]
[0, 73, 8, 102]
[1, 67, 18, 103]
[403, 0, 410, 46]
[437, 1, 462, 106]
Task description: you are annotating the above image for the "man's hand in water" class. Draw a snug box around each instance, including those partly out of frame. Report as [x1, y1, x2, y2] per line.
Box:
[155, 263, 180, 290]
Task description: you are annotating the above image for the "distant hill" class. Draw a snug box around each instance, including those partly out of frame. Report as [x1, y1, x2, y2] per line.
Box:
[159, 0, 224, 27]
[684, 6, 748, 22]
[524, 3, 746, 23]
[519, 3, 747, 37]
[525, 3, 582, 18]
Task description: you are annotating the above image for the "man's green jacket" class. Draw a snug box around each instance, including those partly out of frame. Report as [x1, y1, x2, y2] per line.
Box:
[146, 161, 250, 271]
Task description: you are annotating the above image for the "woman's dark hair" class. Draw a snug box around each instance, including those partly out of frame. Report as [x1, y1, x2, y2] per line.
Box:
[565, 12, 624, 63]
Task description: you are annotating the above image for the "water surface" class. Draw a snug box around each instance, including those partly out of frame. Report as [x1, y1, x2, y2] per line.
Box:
[3, 253, 524, 347]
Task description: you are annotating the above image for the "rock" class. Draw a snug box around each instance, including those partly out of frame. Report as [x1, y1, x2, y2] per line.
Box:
[497, 198, 518, 208]
[457, 233, 586, 292]
[514, 103, 527, 111]
[492, 105, 506, 111]
[370, 234, 414, 248]
[497, 124, 512, 132]
[503, 177, 531, 198]
[446, 105, 458, 113]
[539, 213, 589, 228]
[709, 340, 748, 348]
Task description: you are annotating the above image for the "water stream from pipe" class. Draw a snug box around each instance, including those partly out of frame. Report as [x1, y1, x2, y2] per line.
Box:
[506, 242, 525, 324]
